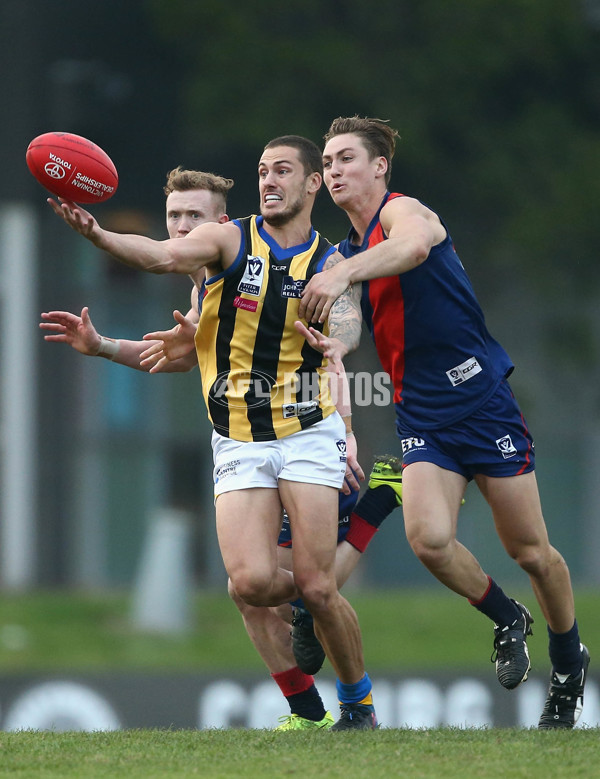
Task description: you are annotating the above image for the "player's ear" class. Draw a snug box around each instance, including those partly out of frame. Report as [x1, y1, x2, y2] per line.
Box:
[375, 156, 388, 180]
[307, 172, 322, 194]
[218, 214, 230, 224]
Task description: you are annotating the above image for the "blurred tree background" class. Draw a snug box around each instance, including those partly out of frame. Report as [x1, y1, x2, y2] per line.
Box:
[148, 0, 600, 291]
[2, 0, 600, 590]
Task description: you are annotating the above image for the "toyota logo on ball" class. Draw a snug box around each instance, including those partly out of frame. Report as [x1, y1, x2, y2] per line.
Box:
[44, 162, 66, 180]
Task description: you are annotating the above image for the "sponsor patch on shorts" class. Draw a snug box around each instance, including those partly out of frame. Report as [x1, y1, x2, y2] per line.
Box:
[215, 459, 240, 483]
[401, 436, 427, 455]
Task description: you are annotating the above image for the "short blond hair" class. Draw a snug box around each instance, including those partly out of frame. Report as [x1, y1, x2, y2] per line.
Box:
[164, 167, 234, 212]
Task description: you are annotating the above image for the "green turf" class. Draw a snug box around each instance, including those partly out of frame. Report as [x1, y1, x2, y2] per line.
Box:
[1, 590, 598, 778]
[0, 588, 597, 672]
[1, 727, 598, 779]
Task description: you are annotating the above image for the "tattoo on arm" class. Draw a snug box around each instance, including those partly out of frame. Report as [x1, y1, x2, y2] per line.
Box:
[323, 252, 343, 271]
[328, 283, 362, 352]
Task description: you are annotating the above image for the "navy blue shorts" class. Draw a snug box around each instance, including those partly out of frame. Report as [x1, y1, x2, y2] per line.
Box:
[396, 380, 535, 480]
[278, 488, 358, 547]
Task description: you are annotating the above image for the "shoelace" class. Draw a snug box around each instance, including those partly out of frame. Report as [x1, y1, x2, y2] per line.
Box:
[490, 618, 524, 663]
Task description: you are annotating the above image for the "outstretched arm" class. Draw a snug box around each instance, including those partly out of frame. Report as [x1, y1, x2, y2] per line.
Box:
[40, 306, 197, 373]
[40, 306, 102, 356]
[47, 198, 240, 276]
[40, 306, 145, 369]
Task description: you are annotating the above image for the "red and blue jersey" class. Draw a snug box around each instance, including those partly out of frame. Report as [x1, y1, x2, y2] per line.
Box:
[338, 193, 514, 430]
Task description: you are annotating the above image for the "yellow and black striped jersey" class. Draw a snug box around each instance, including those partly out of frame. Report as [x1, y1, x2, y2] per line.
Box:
[195, 215, 337, 442]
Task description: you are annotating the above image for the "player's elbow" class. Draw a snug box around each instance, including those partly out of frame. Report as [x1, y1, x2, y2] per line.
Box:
[155, 243, 197, 275]
[158, 247, 183, 274]
[410, 236, 431, 267]
[136, 253, 175, 275]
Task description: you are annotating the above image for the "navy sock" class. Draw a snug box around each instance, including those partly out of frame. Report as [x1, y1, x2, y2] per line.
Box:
[548, 620, 583, 677]
[346, 487, 399, 553]
[271, 668, 326, 721]
[353, 486, 398, 529]
[287, 685, 327, 720]
[469, 577, 521, 627]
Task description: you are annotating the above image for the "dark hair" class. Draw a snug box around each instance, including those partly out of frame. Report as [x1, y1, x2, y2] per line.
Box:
[264, 135, 323, 177]
[324, 116, 399, 185]
[164, 166, 234, 211]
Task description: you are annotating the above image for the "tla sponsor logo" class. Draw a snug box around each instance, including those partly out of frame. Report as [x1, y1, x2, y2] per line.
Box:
[446, 356, 482, 386]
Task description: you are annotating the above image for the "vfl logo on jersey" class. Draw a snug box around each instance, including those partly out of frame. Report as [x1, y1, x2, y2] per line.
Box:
[238, 255, 265, 296]
[336, 438, 347, 464]
[281, 276, 306, 298]
[446, 356, 482, 386]
[496, 435, 517, 459]
[401, 436, 426, 454]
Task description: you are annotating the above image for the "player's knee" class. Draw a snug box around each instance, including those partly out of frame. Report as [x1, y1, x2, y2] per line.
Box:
[512, 542, 559, 577]
[408, 531, 452, 571]
[228, 570, 273, 606]
[294, 572, 336, 615]
[227, 577, 235, 599]
[227, 577, 246, 610]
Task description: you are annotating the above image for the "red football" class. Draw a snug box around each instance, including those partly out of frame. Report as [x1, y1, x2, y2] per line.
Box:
[26, 131, 118, 204]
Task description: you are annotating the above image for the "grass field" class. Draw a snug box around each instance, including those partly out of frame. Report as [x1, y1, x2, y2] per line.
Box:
[2, 727, 599, 779]
[1, 589, 598, 778]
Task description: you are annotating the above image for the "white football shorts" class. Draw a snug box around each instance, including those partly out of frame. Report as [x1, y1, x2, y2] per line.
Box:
[211, 412, 347, 498]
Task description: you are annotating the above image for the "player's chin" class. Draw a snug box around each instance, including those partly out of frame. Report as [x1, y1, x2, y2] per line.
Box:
[329, 189, 349, 207]
[261, 210, 290, 228]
